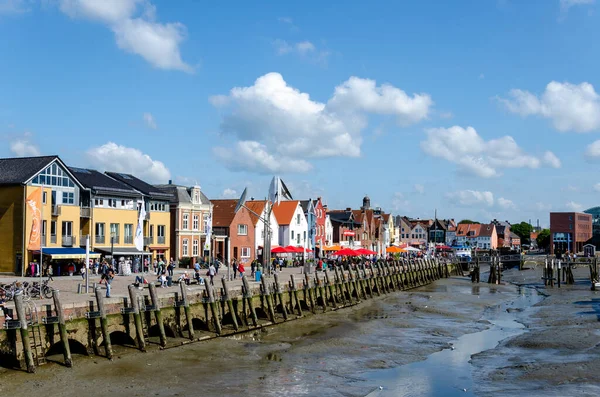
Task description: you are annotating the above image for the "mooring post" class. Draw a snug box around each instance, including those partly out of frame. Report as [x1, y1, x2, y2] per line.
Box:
[333, 267, 345, 303]
[314, 273, 327, 312]
[204, 278, 221, 335]
[51, 289, 72, 367]
[242, 275, 259, 326]
[273, 273, 288, 320]
[127, 285, 146, 351]
[148, 284, 167, 347]
[304, 272, 316, 313]
[289, 274, 303, 317]
[261, 275, 277, 323]
[324, 270, 337, 307]
[221, 278, 239, 330]
[94, 287, 112, 360]
[14, 291, 35, 373]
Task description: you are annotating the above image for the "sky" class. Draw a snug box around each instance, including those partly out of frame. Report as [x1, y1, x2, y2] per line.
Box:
[1, 0, 600, 227]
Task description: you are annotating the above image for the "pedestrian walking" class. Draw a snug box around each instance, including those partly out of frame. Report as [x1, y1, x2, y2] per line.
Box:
[168, 258, 175, 277]
[208, 263, 216, 286]
[106, 266, 114, 298]
[238, 262, 245, 278]
[47, 264, 54, 281]
[232, 259, 238, 280]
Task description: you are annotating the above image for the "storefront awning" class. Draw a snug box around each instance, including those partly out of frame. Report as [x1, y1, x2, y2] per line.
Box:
[32, 248, 101, 259]
[94, 247, 150, 256]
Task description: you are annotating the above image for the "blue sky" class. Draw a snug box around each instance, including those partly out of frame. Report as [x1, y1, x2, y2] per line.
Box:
[1, 0, 600, 227]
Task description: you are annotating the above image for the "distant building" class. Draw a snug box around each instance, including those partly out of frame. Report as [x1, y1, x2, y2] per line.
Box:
[491, 219, 511, 248]
[550, 212, 592, 254]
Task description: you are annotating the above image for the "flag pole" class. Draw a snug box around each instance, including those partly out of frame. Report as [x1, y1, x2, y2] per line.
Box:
[39, 188, 43, 299]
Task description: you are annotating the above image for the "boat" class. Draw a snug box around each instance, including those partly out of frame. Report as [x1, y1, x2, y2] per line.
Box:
[453, 246, 472, 260]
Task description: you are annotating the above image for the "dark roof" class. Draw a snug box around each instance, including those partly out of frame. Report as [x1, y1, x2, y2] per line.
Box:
[0, 155, 58, 185]
[479, 223, 495, 237]
[106, 172, 172, 200]
[154, 184, 211, 205]
[69, 167, 140, 198]
[328, 210, 360, 226]
[210, 199, 238, 227]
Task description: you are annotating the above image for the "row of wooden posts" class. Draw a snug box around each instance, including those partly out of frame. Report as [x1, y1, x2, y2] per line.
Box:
[10, 258, 453, 373]
[467, 256, 502, 285]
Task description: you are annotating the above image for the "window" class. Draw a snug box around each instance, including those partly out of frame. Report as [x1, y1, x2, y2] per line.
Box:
[157, 225, 165, 237]
[238, 224, 248, 235]
[193, 215, 199, 230]
[108, 199, 117, 208]
[42, 220, 47, 236]
[95, 222, 104, 236]
[297, 214, 301, 225]
[193, 239, 199, 256]
[291, 230, 295, 240]
[42, 191, 47, 204]
[183, 213, 189, 229]
[110, 223, 119, 239]
[241, 247, 251, 258]
[31, 163, 75, 188]
[297, 234, 300, 244]
[149, 225, 154, 237]
[182, 239, 189, 256]
[62, 192, 74, 205]
[124, 224, 133, 237]
[94, 198, 104, 207]
[62, 221, 72, 236]
[51, 221, 56, 236]
[303, 231, 306, 241]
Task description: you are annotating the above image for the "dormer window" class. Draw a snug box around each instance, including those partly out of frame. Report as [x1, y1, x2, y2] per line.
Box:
[192, 187, 201, 204]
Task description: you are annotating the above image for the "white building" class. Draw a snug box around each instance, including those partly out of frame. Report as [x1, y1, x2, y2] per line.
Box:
[410, 223, 428, 246]
[245, 200, 279, 257]
[446, 226, 456, 246]
[273, 200, 308, 248]
[325, 214, 333, 245]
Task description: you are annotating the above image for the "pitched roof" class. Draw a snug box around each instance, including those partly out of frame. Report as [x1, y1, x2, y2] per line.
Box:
[154, 184, 211, 205]
[479, 223, 495, 237]
[382, 213, 390, 223]
[106, 172, 172, 200]
[210, 199, 238, 227]
[510, 232, 520, 239]
[456, 223, 482, 237]
[273, 200, 300, 225]
[245, 200, 268, 225]
[0, 155, 59, 185]
[299, 200, 314, 213]
[69, 167, 140, 198]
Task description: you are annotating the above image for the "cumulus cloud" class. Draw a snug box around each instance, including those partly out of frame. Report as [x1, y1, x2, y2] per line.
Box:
[222, 188, 238, 198]
[421, 126, 545, 178]
[446, 190, 494, 207]
[585, 140, 600, 158]
[543, 151, 561, 168]
[497, 197, 516, 210]
[499, 81, 600, 132]
[414, 184, 425, 194]
[87, 142, 170, 183]
[211, 72, 432, 173]
[566, 201, 584, 211]
[143, 112, 157, 129]
[10, 139, 40, 157]
[59, 0, 192, 72]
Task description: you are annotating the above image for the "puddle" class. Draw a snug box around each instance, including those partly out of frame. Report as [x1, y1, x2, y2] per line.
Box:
[364, 287, 544, 397]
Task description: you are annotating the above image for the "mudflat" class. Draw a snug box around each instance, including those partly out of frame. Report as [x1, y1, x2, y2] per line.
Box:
[0, 266, 599, 396]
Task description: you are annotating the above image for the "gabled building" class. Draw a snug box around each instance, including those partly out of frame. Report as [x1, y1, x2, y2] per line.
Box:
[106, 172, 173, 261]
[456, 223, 497, 249]
[491, 219, 512, 248]
[325, 213, 333, 246]
[328, 209, 361, 247]
[155, 181, 212, 262]
[273, 200, 307, 248]
[244, 199, 279, 262]
[300, 198, 327, 255]
[0, 156, 90, 274]
[210, 199, 255, 263]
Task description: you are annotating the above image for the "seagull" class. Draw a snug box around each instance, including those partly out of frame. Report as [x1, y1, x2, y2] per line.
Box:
[379, 386, 383, 390]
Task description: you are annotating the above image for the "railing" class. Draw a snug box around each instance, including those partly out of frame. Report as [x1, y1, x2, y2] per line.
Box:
[157, 236, 165, 244]
[41, 234, 47, 247]
[80, 207, 91, 218]
[95, 235, 105, 245]
[62, 235, 75, 247]
[79, 234, 90, 246]
[51, 205, 60, 216]
[144, 237, 154, 245]
[50, 234, 57, 244]
[124, 236, 133, 244]
[111, 235, 120, 245]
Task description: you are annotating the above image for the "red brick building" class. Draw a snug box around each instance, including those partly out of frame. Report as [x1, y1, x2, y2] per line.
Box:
[210, 199, 255, 264]
[550, 212, 592, 254]
[314, 198, 326, 249]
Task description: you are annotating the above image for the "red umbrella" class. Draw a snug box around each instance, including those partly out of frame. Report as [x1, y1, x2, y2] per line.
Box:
[271, 246, 289, 253]
[355, 248, 377, 255]
[285, 245, 304, 253]
[334, 248, 359, 256]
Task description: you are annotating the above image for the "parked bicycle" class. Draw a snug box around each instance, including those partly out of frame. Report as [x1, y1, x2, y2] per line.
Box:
[0, 281, 21, 301]
[24, 280, 53, 300]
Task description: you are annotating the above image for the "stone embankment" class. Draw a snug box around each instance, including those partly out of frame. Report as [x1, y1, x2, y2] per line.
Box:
[0, 258, 457, 373]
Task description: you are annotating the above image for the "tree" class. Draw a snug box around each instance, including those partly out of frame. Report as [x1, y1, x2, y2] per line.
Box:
[536, 229, 551, 250]
[511, 222, 534, 245]
[458, 219, 480, 224]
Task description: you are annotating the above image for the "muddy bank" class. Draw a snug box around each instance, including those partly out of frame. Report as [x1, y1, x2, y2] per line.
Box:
[0, 277, 518, 397]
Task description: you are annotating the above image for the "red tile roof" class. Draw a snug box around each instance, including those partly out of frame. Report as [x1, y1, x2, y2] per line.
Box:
[456, 223, 482, 237]
[210, 199, 238, 227]
[273, 200, 299, 225]
[245, 200, 268, 225]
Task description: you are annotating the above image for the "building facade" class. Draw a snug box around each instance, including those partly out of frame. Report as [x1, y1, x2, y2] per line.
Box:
[550, 212, 593, 254]
[211, 199, 255, 264]
[244, 200, 279, 261]
[273, 200, 308, 248]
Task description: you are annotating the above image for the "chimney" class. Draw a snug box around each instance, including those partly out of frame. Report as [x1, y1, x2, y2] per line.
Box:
[346, 207, 351, 211]
[168, 179, 172, 184]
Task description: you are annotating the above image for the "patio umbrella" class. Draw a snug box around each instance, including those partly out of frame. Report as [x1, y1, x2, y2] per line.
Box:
[323, 245, 342, 251]
[355, 248, 377, 255]
[333, 248, 359, 256]
[285, 246, 304, 253]
[271, 246, 289, 254]
[405, 246, 421, 252]
[386, 246, 406, 253]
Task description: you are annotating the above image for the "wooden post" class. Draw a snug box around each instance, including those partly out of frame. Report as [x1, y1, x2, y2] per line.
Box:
[289, 275, 303, 317]
[324, 270, 337, 307]
[304, 272, 316, 313]
[148, 284, 167, 347]
[52, 290, 72, 367]
[94, 287, 112, 360]
[14, 292, 35, 373]
[242, 275, 259, 326]
[127, 285, 146, 351]
[273, 273, 288, 320]
[260, 275, 276, 322]
[204, 278, 221, 334]
[315, 273, 327, 312]
[221, 278, 239, 330]
[333, 267, 345, 303]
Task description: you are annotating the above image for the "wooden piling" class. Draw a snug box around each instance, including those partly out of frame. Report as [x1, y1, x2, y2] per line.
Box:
[241, 275, 259, 326]
[289, 275, 303, 317]
[148, 284, 167, 347]
[127, 285, 146, 351]
[304, 273, 316, 313]
[94, 287, 112, 360]
[324, 270, 337, 307]
[315, 273, 327, 312]
[51, 289, 72, 368]
[14, 292, 35, 373]
[273, 273, 288, 320]
[221, 278, 239, 330]
[261, 275, 277, 322]
[204, 278, 221, 334]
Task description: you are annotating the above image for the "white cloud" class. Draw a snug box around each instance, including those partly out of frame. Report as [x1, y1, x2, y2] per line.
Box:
[560, 0, 594, 12]
[439, 111, 453, 119]
[273, 39, 329, 64]
[585, 140, 600, 157]
[421, 126, 543, 178]
[211, 72, 432, 173]
[594, 183, 600, 192]
[414, 184, 425, 194]
[499, 81, 600, 132]
[222, 188, 238, 198]
[143, 112, 157, 129]
[59, 0, 192, 72]
[10, 138, 40, 157]
[543, 151, 561, 168]
[566, 201, 584, 211]
[446, 190, 494, 207]
[87, 142, 170, 183]
[296, 41, 315, 54]
[497, 197, 516, 210]
[0, 0, 30, 14]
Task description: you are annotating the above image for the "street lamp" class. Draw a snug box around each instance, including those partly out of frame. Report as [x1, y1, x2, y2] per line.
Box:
[110, 231, 116, 267]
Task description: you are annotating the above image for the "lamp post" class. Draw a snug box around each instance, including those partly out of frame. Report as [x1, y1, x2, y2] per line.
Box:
[110, 232, 115, 267]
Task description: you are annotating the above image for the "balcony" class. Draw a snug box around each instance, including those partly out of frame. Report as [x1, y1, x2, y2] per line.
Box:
[157, 236, 165, 244]
[80, 207, 91, 218]
[124, 236, 133, 244]
[95, 235, 105, 245]
[144, 237, 154, 246]
[50, 234, 57, 244]
[62, 235, 75, 247]
[51, 205, 61, 216]
[41, 234, 47, 247]
[79, 234, 90, 246]
[110, 235, 120, 245]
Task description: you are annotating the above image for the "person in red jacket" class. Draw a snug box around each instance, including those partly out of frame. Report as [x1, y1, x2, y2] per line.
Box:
[238, 262, 245, 278]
